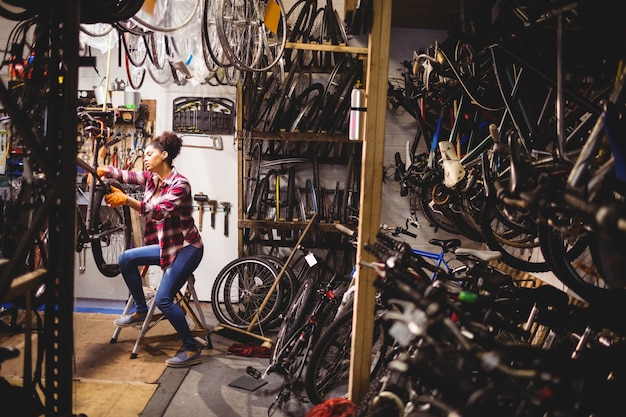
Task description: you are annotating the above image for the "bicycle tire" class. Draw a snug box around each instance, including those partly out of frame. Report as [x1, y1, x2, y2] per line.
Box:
[268, 313, 315, 381]
[305, 307, 390, 405]
[270, 270, 317, 368]
[540, 224, 624, 308]
[299, 6, 325, 68]
[284, 0, 316, 67]
[216, 0, 287, 73]
[132, 0, 200, 33]
[479, 198, 549, 272]
[285, 166, 296, 222]
[210, 256, 285, 330]
[125, 55, 147, 90]
[147, 59, 174, 86]
[121, 31, 149, 68]
[1, 177, 49, 302]
[0, 1, 34, 20]
[418, 173, 461, 234]
[91, 179, 133, 277]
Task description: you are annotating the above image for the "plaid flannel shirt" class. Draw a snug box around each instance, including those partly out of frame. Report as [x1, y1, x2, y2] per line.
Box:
[108, 166, 203, 269]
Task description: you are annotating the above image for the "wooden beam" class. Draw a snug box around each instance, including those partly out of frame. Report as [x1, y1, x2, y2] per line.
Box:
[348, 0, 392, 404]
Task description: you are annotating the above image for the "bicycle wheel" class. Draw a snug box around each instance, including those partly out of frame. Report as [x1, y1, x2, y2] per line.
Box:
[305, 307, 389, 405]
[132, 0, 200, 32]
[210, 256, 285, 330]
[418, 171, 461, 234]
[216, 0, 287, 73]
[125, 55, 147, 90]
[121, 30, 149, 67]
[270, 270, 316, 368]
[0, 0, 34, 20]
[479, 198, 549, 272]
[91, 180, 133, 277]
[256, 254, 297, 329]
[540, 223, 626, 309]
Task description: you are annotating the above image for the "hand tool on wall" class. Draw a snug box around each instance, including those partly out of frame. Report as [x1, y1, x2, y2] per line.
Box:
[222, 201, 231, 237]
[208, 199, 218, 229]
[194, 192, 209, 232]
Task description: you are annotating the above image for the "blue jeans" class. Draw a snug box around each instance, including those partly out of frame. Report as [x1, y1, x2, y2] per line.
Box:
[118, 244, 204, 352]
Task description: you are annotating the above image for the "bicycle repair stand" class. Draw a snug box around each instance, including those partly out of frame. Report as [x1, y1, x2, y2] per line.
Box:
[212, 213, 318, 349]
[110, 272, 212, 359]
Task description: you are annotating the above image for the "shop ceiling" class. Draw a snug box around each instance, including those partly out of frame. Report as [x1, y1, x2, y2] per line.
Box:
[391, 0, 487, 29]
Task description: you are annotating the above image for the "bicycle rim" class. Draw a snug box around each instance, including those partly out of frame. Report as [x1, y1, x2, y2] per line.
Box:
[132, 0, 200, 32]
[210, 256, 284, 330]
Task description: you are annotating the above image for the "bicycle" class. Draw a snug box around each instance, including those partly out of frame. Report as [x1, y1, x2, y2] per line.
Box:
[303, 223, 508, 405]
[244, 223, 354, 414]
[75, 108, 140, 277]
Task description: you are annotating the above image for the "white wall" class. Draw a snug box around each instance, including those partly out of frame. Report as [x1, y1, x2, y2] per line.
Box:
[74, 42, 239, 302]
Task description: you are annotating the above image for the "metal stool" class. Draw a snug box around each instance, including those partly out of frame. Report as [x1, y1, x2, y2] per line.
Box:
[110, 268, 212, 359]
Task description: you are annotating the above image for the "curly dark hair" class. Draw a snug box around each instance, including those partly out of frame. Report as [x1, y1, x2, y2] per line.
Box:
[149, 131, 182, 165]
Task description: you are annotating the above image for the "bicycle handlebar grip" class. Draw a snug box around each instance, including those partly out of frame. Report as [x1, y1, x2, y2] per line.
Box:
[334, 223, 355, 237]
[489, 123, 500, 143]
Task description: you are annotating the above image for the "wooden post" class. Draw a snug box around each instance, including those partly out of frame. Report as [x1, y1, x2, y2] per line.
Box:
[348, 0, 392, 404]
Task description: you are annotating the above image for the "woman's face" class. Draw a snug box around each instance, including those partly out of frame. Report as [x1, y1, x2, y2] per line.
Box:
[143, 144, 167, 172]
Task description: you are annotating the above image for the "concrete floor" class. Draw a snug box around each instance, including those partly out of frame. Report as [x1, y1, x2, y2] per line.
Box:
[143, 328, 315, 417]
[0, 302, 316, 417]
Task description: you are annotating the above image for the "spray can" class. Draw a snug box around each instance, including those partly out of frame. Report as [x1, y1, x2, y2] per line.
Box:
[349, 80, 366, 140]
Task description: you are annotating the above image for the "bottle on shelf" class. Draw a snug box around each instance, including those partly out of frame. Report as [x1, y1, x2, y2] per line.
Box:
[349, 80, 366, 141]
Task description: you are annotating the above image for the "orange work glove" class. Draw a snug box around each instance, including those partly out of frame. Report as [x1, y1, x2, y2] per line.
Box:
[104, 186, 127, 208]
[87, 167, 109, 186]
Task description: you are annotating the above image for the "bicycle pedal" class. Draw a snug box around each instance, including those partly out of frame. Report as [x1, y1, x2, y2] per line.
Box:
[246, 366, 262, 379]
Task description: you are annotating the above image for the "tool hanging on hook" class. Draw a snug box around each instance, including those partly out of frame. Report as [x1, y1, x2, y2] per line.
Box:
[193, 192, 209, 232]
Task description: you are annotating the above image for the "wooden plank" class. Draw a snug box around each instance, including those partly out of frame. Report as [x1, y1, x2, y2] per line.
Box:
[349, 0, 392, 404]
[285, 41, 368, 55]
[141, 99, 156, 121]
[2, 269, 47, 302]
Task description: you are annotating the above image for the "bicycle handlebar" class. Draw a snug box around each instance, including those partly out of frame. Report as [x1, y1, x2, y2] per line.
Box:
[334, 223, 355, 237]
[380, 223, 417, 239]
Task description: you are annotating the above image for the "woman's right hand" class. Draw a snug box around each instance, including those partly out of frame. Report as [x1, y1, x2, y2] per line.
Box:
[97, 167, 109, 178]
[87, 167, 110, 186]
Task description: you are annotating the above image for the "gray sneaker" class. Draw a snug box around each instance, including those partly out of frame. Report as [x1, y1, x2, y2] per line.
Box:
[113, 312, 147, 327]
[165, 351, 201, 367]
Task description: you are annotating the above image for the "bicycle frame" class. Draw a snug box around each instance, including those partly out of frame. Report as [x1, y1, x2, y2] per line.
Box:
[411, 247, 455, 279]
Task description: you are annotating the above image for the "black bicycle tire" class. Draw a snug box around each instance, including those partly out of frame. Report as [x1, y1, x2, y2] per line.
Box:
[0, 2, 35, 20]
[305, 307, 389, 405]
[210, 256, 285, 330]
[299, 6, 325, 68]
[202, 0, 231, 68]
[124, 55, 146, 90]
[145, 31, 167, 70]
[121, 31, 149, 68]
[244, 141, 263, 216]
[283, 82, 324, 132]
[417, 173, 461, 234]
[286, 166, 296, 222]
[540, 224, 624, 308]
[479, 197, 549, 273]
[271, 270, 317, 367]
[341, 150, 355, 224]
[91, 179, 132, 277]
[284, 0, 317, 67]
